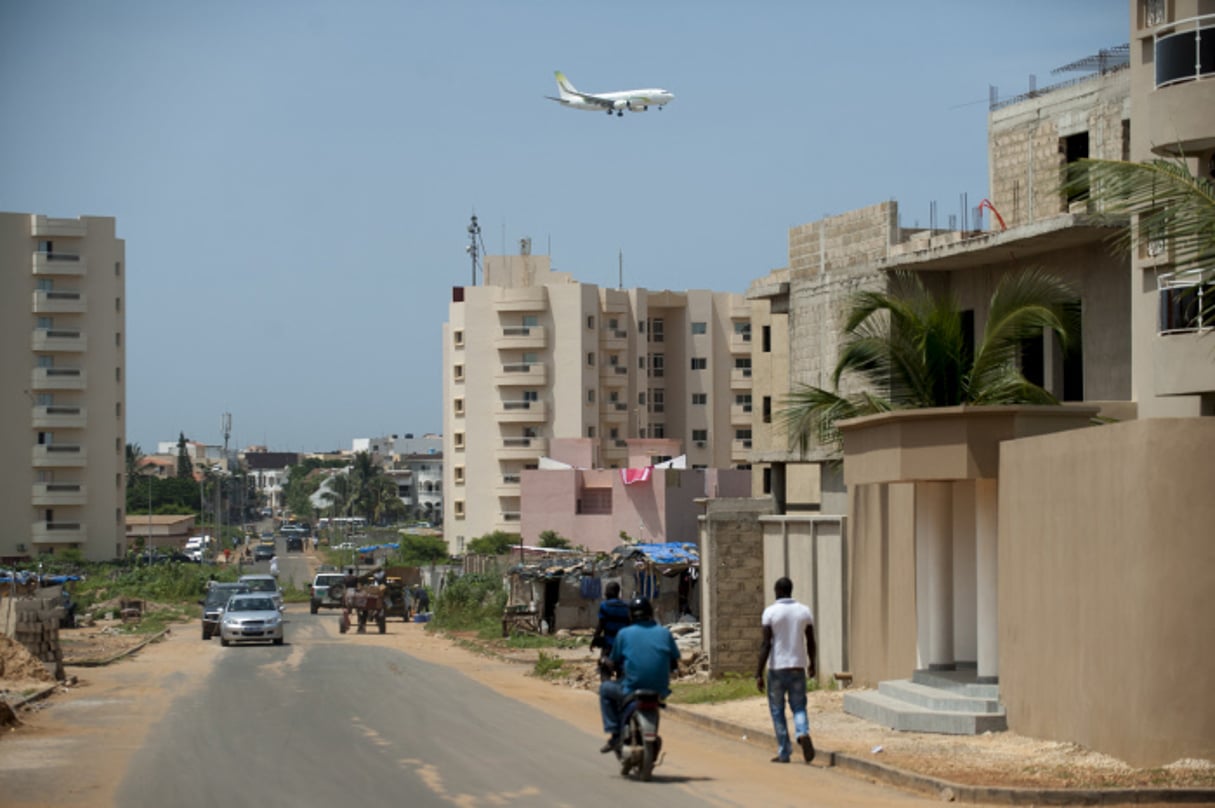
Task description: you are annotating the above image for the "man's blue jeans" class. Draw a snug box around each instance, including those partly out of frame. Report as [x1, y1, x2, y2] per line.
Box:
[767, 668, 809, 761]
[600, 680, 625, 736]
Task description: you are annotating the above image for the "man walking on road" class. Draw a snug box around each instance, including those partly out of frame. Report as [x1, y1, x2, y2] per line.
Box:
[756, 576, 817, 764]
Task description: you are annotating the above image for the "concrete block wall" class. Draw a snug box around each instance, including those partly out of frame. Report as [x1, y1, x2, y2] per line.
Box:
[11, 589, 64, 680]
[988, 70, 1130, 229]
[699, 498, 773, 676]
[788, 201, 898, 278]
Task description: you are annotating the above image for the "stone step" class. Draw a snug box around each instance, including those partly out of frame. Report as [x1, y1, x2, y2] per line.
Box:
[878, 679, 1003, 714]
[912, 668, 1002, 700]
[844, 690, 1008, 735]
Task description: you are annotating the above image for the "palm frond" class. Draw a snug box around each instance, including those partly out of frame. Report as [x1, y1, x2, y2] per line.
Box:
[971, 270, 1075, 398]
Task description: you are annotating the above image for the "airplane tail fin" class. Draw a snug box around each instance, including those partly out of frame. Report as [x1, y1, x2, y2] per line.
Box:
[554, 71, 579, 101]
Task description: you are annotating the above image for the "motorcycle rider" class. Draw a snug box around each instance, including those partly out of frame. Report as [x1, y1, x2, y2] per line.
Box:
[598, 596, 681, 753]
[590, 582, 630, 680]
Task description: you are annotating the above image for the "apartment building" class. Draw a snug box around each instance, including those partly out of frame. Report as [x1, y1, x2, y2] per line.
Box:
[442, 250, 750, 552]
[0, 213, 126, 561]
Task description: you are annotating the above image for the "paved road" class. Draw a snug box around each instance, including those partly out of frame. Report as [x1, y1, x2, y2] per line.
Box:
[2, 596, 936, 807]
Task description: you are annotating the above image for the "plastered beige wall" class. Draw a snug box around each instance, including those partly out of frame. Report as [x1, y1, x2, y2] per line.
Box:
[999, 418, 1215, 766]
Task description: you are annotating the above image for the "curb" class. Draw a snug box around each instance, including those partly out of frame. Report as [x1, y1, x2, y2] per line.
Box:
[65, 627, 171, 668]
[7, 682, 60, 711]
[666, 705, 1215, 805]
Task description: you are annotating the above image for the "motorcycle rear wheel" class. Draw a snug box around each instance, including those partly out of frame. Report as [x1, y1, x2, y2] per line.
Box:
[639, 740, 656, 781]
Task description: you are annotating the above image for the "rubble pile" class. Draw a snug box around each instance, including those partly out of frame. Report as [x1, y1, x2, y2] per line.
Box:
[0, 633, 56, 683]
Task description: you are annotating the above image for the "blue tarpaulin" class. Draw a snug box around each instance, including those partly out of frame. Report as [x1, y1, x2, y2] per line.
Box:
[622, 542, 699, 565]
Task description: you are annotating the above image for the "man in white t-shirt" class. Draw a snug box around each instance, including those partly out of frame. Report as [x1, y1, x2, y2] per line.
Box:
[756, 576, 817, 764]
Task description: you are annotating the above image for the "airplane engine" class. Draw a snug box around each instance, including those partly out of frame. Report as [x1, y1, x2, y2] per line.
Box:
[627, 101, 648, 113]
[612, 99, 628, 111]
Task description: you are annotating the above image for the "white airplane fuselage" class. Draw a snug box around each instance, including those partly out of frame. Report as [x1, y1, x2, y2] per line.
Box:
[547, 71, 674, 116]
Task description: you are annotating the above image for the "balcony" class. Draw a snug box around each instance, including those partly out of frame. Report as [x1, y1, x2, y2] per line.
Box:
[32, 251, 86, 277]
[32, 444, 86, 467]
[495, 474, 522, 495]
[602, 401, 629, 421]
[730, 297, 751, 319]
[495, 363, 547, 386]
[495, 288, 548, 312]
[495, 436, 548, 461]
[30, 215, 86, 238]
[495, 399, 548, 422]
[33, 404, 87, 429]
[729, 332, 752, 353]
[33, 289, 87, 314]
[731, 403, 752, 424]
[32, 328, 87, 352]
[1146, 14, 1215, 156]
[732, 438, 753, 457]
[32, 482, 87, 507]
[31, 521, 87, 545]
[495, 325, 547, 350]
[730, 367, 753, 388]
[601, 365, 630, 385]
[30, 367, 86, 391]
[601, 327, 629, 350]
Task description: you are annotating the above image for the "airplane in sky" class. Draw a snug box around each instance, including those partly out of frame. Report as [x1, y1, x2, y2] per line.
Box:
[546, 71, 674, 117]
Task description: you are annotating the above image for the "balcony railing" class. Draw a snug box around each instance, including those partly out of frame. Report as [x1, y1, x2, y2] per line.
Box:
[1154, 14, 1215, 88]
[33, 289, 87, 314]
[32, 252, 86, 276]
[30, 215, 86, 237]
[33, 405, 87, 429]
[30, 367, 85, 391]
[31, 521, 87, 544]
[496, 325, 547, 349]
[33, 482, 87, 506]
[33, 444, 86, 467]
[32, 328, 87, 352]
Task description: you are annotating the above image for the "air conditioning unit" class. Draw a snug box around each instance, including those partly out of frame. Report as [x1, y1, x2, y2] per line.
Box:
[16, 543, 26, 552]
[695, 441, 706, 449]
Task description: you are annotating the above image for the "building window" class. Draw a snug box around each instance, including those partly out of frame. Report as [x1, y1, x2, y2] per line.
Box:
[651, 423, 665, 438]
[608, 318, 619, 330]
[453, 398, 464, 415]
[692, 429, 708, 442]
[650, 318, 664, 343]
[523, 389, 538, 402]
[651, 353, 664, 377]
[115, 297, 121, 312]
[115, 332, 121, 347]
[762, 466, 772, 494]
[691, 321, 706, 335]
[736, 393, 752, 412]
[1143, 0, 1166, 27]
[116, 402, 122, 417]
[734, 357, 751, 376]
[453, 330, 464, 347]
[762, 396, 771, 423]
[115, 261, 121, 276]
[734, 322, 751, 341]
[586, 425, 596, 438]
[587, 315, 595, 329]
[638, 319, 646, 333]
[1062, 132, 1090, 206]
[691, 393, 707, 405]
[650, 389, 664, 414]
[609, 427, 619, 439]
[690, 357, 707, 370]
[638, 392, 646, 405]
[454, 432, 465, 450]
[762, 325, 772, 353]
[454, 466, 465, 484]
[587, 388, 596, 403]
[1159, 276, 1213, 333]
[454, 364, 464, 381]
[115, 367, 121, 382]
[454, 500, 465, 518]
[587, 352, 595, 366]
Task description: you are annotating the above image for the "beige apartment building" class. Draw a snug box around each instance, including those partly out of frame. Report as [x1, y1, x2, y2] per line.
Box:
[442, 250, 751, 552]
[0, 213, 126, 562]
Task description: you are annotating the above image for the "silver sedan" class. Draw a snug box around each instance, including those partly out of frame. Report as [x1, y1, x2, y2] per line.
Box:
[219, 593, 284, 646]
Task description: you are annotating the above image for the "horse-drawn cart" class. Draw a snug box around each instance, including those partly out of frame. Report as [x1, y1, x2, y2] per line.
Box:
[332, 583, 387, 634]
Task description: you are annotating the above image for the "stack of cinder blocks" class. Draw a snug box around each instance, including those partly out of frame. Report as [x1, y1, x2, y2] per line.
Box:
[13, 587, 64, 681]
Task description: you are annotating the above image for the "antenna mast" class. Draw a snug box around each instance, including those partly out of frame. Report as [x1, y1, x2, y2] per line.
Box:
[467, 214, 482, 285]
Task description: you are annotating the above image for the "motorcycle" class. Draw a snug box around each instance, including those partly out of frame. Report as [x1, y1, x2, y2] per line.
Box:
[615, 689, 665, 781]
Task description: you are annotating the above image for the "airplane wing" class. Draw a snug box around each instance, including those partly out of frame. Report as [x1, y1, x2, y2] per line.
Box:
[566, 90, 616, 109]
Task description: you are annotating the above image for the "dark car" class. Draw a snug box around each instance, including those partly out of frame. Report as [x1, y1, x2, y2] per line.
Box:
[200, 583, 250, 640]
[253, 544, 275, 562]
[285, 536, 304, 553]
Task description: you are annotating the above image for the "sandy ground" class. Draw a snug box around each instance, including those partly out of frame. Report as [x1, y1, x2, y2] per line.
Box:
[3, 613, 1213, 801]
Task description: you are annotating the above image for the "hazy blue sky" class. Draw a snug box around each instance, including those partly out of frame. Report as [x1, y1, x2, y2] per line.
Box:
[1, 1, 1128, 453]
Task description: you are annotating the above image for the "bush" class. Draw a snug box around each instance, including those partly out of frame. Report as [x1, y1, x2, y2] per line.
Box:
[431, 573, 506, 632]
[534, 651, 565, 678]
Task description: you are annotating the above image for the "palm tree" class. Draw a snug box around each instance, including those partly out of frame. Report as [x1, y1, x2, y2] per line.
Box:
[125, 442, 147, 484]
[367, 476, 408, 526]
[1063, 155, 1215, 278]
[780, 269, 1077, 453]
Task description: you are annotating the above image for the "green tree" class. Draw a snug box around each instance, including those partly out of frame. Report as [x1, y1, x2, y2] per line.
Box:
[538, 530, 571, 549]
[394, 533, 450, 565]
[367, 475, 408, 526]
[467, 530, 521, 556]
[780, 269, 1077, 452]
[125, 442, 147, 485]
[175, 432, 194, 479]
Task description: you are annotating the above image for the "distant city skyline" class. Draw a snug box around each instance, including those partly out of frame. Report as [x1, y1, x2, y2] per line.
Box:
[0, 1, 1128, 451]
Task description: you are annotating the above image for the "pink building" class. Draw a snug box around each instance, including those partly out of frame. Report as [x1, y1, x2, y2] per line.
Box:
[520, 438, 750, 553]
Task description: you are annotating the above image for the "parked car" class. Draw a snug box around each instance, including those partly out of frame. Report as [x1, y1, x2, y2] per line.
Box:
[238, 573, 284, 611]
[200, 583, 250, 640]
[253, 544, 276, 562]
[219, 593, 284, 646]
[285, 536, 304, 553]
[309, 572, 347, 614]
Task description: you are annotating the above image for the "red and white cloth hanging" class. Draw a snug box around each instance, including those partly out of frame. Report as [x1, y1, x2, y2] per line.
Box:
[620, 466, 653, 485]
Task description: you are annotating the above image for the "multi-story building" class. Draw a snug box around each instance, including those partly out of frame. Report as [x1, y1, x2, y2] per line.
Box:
[0, 213, 126, 561]
[442, 249, 750, 552]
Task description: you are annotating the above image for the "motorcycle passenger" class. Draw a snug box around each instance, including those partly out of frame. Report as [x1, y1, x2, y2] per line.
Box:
[590, 582, 630, 680]
[598, 597, 681, 753]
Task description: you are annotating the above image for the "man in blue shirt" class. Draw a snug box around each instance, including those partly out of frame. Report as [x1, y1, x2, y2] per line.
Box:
[597, 597, 680, 753]
[590, 582, 631, 680]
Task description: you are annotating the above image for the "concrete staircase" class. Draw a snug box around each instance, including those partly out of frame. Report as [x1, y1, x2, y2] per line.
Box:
[843, 668, 1007, 735]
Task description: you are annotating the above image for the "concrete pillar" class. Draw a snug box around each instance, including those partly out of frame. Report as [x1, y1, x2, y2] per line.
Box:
[952, 480, 977, 664]
[975, 478, 999, 682]
[915, 482, 954, 670]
